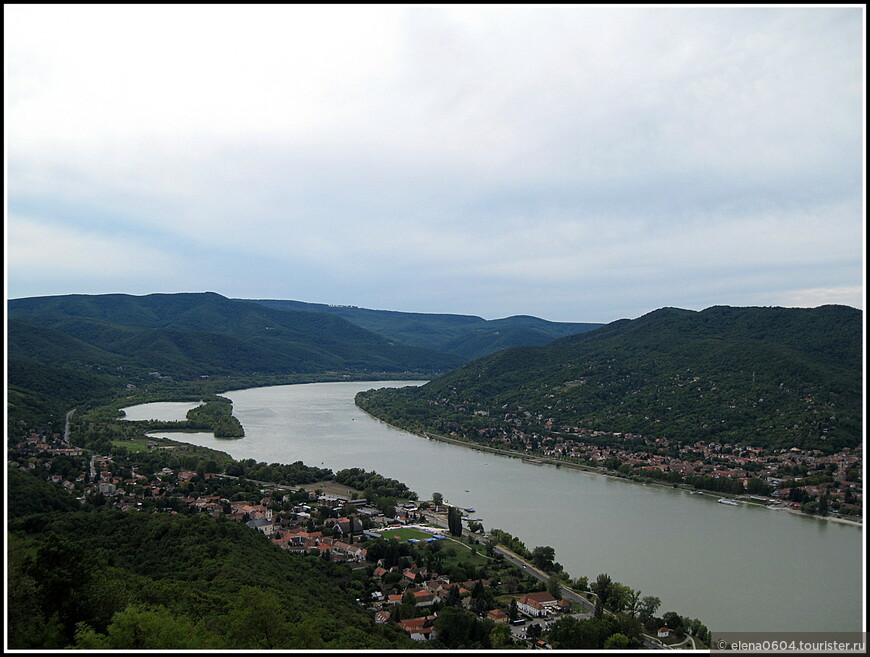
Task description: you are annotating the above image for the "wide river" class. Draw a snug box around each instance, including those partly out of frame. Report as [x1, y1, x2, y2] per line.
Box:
[125, 380, 865, 634]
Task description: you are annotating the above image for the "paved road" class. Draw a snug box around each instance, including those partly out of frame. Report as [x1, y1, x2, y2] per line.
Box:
[64, 408, 75, 442]
[212, 473, 295, 490]
[488, 544, 596, 613]
[425, 509, 606, 621]
[642, 633, 667, 650]
[664, 633, 697, 649]
[424, 518, 667, 650]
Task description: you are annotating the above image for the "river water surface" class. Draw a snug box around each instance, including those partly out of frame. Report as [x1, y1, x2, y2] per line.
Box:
[125, 380, 864, 634]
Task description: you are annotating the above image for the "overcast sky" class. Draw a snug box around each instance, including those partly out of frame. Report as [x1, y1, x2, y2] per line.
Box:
[5, 5, 865, 323]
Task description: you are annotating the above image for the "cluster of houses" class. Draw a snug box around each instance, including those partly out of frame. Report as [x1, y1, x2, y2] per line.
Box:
[367, 568, 573, 642]
[463, 420, 862, 513]
[12, 429, 84, 459]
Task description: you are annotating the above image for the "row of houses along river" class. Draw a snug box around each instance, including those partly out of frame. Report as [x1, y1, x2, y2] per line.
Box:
[122, 380, 864, 635]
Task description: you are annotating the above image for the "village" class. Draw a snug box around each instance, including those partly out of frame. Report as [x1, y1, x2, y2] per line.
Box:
[447, 420, 863, 520]
[8, 423, 644, 649]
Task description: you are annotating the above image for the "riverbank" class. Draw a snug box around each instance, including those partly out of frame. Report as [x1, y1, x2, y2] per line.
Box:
[356, 406, 863, 528]
[123, 380, 864, 633]
[763, 503, 863, 526]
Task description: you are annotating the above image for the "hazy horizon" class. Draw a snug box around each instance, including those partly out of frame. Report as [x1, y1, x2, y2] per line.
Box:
[6, 288, 864, 326]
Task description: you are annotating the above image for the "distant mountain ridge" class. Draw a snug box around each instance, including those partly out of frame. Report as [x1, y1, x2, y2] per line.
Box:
[6, 292, 602, 433]
[7, 292, 465, 377]
[356, 304, 863, 452]
[238, 298, 603, 359]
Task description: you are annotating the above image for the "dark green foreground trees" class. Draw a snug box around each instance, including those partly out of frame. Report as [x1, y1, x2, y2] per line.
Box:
[7, 502, 413, 650]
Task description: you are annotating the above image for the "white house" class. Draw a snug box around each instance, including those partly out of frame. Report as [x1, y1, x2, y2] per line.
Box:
[516, 592, 559, 617]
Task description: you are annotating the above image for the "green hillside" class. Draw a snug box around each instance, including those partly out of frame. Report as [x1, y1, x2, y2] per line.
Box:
[7, 504, 413, 650]
[8, 292, 465, 379]
[240, 298, 603, 359]
[356, 305, 863, 452]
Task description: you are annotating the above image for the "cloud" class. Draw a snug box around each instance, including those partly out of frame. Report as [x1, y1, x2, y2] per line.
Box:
[6, 216, 180, 296]
[5, 5, 864, 321]
[777, 287, 864, 310]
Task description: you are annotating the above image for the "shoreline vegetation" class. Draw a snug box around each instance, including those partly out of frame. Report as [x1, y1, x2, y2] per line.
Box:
[121, 377, 860, 528]
[354, 402, 863, 528]
[12, 375, 855, 648]
[121, 396, 246, 438]
[116, 376, 861, 528]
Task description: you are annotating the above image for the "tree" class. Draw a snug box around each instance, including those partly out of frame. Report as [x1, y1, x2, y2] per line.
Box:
[818, 493, 829, 516]
[547, 616, 608, 649]
[432, 492, 444, 506]
[547, 574, 563, 600]
[591, 573, 613, 609]
[626, 588, 642, 618]
[594, 597, 603, 620]
[222, 587, 292, 649]
[75, 605, 212, 649]
[434, 607, 477, 648]
[447, 506, 463, 537]
[662, 611, 684, 635]
[7, 535, 65, 649]
[608, 583, 632, 613]
[490, 622, 513, 648]
[531, 545, 556, 571]
[445, 584, 462, 608]
[26, 534, 99, 642]
[604, 632, 629, 649]
[508, 599, 518, 622]
[746, 477, 771, 496]
[638, 595, 661, 623]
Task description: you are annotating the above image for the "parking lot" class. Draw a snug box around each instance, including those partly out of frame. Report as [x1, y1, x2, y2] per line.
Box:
[509, 611, 593, 641]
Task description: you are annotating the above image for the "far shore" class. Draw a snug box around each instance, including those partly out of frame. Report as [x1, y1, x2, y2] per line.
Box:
[357, 407, 863, 528]
[118, 388, 863, 529]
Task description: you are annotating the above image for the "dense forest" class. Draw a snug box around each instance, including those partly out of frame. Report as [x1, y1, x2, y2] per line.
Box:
[6, 291, 463, 436]
[8, 292, 465, 379]
[243, 298, 603, 359]
[7, 499, 414, 649]
[356, 305, 863, 453]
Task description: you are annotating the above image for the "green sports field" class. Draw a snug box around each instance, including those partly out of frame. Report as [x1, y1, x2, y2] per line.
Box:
[379, 527, 437, 541]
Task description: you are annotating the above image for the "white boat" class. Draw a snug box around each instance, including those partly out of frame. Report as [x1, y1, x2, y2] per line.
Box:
[718, 498, 739, 506]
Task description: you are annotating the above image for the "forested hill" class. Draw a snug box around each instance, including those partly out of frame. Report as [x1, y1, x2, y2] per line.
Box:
[7, 499, 414, 650]
[8, 292, 465, 379]
[357, 305, 863, 452]
[240, 298, 603, 360]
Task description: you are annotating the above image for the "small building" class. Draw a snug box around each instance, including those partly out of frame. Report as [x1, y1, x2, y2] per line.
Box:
[413, 590, 435, 607]
[245, 517, 275, 536]
[487, 609, 509, 624]
[517, 592, 559, 617]
[399, 616, 437, 642]
[658, 627, 670, 638]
